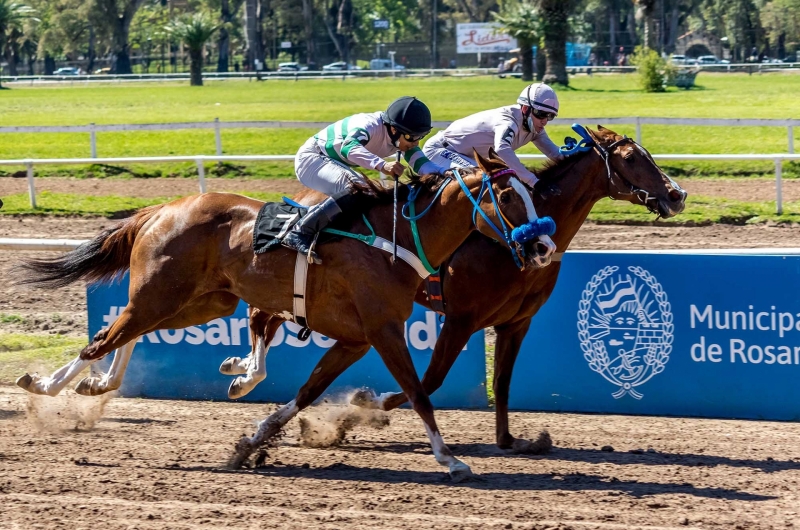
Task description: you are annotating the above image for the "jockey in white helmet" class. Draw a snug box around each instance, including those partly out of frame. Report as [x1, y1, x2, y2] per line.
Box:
[422, 83, 563, 187]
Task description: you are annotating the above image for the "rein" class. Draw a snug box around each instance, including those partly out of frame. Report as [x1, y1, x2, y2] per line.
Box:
[403, 168, 554, 271]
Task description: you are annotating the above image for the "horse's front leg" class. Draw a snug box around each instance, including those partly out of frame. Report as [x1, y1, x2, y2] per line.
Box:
[494, 317, 550, 454]
[227, 314, 284, 399]
[354, 316, 476, 412]
[367, 322, 472, 482]
[230, 339, 371, 468]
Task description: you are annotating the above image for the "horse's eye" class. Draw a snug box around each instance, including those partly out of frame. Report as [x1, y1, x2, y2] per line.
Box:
[623, 152, 634, 162]
[500, 192, 512, 204]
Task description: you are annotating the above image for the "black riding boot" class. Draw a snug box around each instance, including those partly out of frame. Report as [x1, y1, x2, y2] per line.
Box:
[282, 195, 344, 264]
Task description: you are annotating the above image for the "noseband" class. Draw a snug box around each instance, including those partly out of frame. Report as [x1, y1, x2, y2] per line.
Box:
[563, 124, 673, 218]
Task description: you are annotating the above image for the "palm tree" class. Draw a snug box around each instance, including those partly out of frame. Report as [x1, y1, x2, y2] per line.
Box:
[0, 0, 34, 87]
[537, 0, 577, 86]
[493, 2, 540, 82]
[166, 13, 219, 86]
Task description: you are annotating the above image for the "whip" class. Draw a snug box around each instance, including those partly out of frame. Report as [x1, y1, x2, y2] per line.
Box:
[392, 151, 400, 264]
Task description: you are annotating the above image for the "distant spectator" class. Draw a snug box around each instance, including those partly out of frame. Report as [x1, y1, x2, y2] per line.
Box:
[234, 61, 240, 72]
[449, 58, 457, 69]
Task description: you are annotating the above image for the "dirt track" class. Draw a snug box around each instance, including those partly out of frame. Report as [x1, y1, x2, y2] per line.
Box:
[1, 386, 800, 529]
[1, 180, 800, 528]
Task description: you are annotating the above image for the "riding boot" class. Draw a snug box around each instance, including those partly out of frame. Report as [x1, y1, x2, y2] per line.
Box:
[281, 195, 344, 264]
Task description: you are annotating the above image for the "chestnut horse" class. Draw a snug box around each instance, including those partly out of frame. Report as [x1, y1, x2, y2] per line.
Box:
[16, 150, 550, 481]
[223, 125, 686, 450]
[352, 125, 687, 450]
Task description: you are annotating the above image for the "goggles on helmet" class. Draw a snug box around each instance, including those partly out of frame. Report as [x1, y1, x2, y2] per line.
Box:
[531, 108, 556, 121]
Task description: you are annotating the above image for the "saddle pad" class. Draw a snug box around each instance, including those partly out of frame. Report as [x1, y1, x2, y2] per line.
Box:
[252, 201, 308, 254]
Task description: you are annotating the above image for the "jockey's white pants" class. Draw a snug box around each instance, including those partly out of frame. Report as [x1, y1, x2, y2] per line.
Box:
[295, 138, 367, 197]
[421, 131, 477, 170]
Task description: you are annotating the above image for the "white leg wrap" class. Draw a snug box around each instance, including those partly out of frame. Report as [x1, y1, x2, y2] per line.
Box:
[74, 340, 136, 395]
[18, 356, 95, 396]
[249, 399, 299, 447]
[228, 338, 269, 399]
[424, 424, 472, 481]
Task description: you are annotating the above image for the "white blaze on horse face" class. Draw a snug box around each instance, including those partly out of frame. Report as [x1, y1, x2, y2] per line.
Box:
[509, 177, 538, 222]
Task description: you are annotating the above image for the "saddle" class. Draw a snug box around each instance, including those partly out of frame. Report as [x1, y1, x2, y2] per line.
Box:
[252, 201, 310, 254]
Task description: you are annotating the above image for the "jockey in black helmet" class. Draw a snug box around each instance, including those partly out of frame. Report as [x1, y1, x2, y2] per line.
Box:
[283, 96, 448, 264]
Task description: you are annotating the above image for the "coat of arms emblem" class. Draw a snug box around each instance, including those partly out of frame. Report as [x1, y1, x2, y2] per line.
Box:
[577, 266, 673, 399]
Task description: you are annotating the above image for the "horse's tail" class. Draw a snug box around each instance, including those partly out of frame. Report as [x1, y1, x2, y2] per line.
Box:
[16, 204, 165, 289]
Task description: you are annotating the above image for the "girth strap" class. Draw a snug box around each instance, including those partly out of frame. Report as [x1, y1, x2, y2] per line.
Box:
[293, 253, 311, 336]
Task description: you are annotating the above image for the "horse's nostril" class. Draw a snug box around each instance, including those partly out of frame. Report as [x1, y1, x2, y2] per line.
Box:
[669, 189, 684, 202]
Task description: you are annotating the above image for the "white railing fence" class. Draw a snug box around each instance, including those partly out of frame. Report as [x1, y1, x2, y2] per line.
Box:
[1, 61, 798, 85]
[1, 153, 798, 215]
[0, 117, 797, 159]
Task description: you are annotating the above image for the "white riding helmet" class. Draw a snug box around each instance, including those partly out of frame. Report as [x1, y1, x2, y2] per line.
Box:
[517, 83, 559, 116]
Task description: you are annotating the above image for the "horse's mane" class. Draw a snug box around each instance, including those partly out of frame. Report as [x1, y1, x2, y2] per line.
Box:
[349, 168, 463, 206]
[532, 149, 593, 192]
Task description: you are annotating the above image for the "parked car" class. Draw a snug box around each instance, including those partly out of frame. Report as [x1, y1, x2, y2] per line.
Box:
[368, 58, 405, 71]
[697, 55, 721, 64]
[321, 61, 361, 71]
[669, 54, 687, 65]
[761, 58, 784, 64]
[278, 62, 306, 72]
[53, 67, 81, 75]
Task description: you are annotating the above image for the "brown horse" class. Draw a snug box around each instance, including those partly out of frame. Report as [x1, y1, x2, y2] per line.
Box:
[16, 149, 548, 481]
[346, 125, 687, 450]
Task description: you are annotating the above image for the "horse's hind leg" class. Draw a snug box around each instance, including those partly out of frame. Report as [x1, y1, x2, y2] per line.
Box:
[227, 311, 285, 399]
[16, 355, 97, 396]
[367, 322, 472, 482]
[72, 292, 240, 397]
[231, 340, 371, 468]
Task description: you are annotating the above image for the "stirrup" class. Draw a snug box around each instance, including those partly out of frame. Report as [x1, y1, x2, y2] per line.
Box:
[306, 233, 321, 265]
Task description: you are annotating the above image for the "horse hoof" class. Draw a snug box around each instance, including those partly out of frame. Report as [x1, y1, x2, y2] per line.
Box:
[219, 357, 244, 375]
[75, 377, 100, 396]
[449, 462, 473, 483]
[228, 378, 246, 400]
[16, 373, 34, 392]
[350, 389, 378, 409]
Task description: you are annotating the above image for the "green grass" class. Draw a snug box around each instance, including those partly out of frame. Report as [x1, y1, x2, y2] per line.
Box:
[0, 73, 797, 178]
[1, 190, 795, 223]
[0, 333, 86, 385]
[0, 190, 287, 216]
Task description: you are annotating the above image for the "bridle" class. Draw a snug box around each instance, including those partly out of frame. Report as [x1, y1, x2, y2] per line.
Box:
[403, 167, 555, 271]
[561, 124, 682, 219]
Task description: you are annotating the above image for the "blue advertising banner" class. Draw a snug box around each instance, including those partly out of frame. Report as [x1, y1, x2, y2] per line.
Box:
[87, 275, 487, 408]
[510, 251, 800, 421]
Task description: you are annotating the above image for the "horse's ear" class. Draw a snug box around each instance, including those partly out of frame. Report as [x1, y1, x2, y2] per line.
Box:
[474, 147, 507, 174]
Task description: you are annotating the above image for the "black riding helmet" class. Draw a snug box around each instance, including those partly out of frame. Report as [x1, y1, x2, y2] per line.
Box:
[381, 96, 432, 138]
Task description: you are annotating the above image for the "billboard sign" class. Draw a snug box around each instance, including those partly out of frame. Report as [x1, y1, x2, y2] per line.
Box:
[87, 275, 487, 408]
[457, 23, 517, 54]
[509, 251, 800, 420]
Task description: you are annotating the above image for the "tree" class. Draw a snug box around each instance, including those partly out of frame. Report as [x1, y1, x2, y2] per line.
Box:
[166, 12, 219, 85]
[88, 0, 146, 74]
[0, 0, 35, 82]
[538, 0, 576, 85]
[493, 1, 540, 82]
